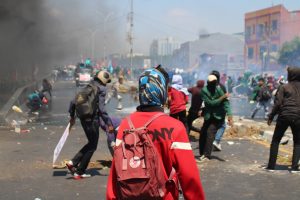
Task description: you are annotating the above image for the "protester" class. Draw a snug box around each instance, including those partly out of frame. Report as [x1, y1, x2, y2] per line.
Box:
[187, 80, 204, 134]
[199, 75, 233, 161]
[168, 74, 189, 130]
[105, 75, 124, 110]
[210, 70, 228, 151]
[41, 78, 52, 98]
[106, 67, 205, 200]
[66, 70, 114, 180]
[266, 67, 300, 173]
[26, 90, 44, 113]
[227, 76, 234, 93]
[251, 78, 272, 119]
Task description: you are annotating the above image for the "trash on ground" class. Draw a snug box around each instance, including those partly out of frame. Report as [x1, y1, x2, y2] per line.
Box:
[227, 141, 235, 145]
[20, 129, 30, 133]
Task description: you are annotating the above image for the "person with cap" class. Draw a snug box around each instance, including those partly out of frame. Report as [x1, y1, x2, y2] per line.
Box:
[266, 67, 300, 173]
[210, 70, 227, 151]
[66, 70, 114, 180]
[199, 75, 233, 162]
[106, 66, 205, 200]
[168, 74, 189, 130]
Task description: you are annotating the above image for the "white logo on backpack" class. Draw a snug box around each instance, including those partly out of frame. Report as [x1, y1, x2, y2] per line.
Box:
[129, 156, 141, 168]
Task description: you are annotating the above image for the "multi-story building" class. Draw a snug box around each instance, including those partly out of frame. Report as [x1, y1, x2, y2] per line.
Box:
[150, 37, 180, 57]
[245, 5, 300, 72]
[172, 33, 244, 77]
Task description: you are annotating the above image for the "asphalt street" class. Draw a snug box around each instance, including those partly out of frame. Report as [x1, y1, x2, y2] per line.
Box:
[0, 80, 299, 200]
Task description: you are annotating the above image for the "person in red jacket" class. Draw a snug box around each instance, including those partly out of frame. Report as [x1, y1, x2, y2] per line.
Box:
[168, 74, 189, 130]
[106, 67, 205, 200]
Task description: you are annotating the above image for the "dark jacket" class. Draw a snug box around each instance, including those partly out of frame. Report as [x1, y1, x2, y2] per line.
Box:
[69, 80, 112, 126]
[188, 80, 204, 113]
[269, 67, 300, 121]
[254, 85, 271, 102]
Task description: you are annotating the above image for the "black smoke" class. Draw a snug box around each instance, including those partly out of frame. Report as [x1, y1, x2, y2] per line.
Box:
[0, 0, 123, 81]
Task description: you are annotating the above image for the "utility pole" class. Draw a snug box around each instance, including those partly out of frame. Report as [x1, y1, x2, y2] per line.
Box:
[128, 0, 134, 72]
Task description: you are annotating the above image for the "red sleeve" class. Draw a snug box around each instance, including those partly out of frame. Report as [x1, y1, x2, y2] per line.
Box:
[171, 124, 206, 200]
[106, 161, 117, 200]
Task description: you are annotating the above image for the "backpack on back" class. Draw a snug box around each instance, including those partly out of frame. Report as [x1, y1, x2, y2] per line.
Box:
[74, 83, 98, 119]
[113, 113, 172, 200]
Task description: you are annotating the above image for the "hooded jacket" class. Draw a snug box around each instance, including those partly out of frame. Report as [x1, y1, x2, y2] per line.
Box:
[188, 80, 205, 113]
[168, 75, 189, 114]
[269, 67, 300, 121]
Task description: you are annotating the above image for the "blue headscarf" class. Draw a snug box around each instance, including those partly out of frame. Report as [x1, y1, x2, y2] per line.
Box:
[139, 68, 167, 106]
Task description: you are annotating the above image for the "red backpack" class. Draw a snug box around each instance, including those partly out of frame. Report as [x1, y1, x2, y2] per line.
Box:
[113, 113, 174, 200]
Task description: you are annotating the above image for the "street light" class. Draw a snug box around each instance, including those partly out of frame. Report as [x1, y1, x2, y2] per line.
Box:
[86, 11, 114, 60]
[96, 11, 114, 60]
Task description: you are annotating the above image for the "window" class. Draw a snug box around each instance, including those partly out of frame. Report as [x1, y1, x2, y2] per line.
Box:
[248, 47, 254, 59]
[260, 46, 267, 59]
[271, 44, 278, 52]
[252, 25, 256, 34]
[272, 20, 278, 31]
[258, 24, 264, 37]
[246, 26, 251, 40]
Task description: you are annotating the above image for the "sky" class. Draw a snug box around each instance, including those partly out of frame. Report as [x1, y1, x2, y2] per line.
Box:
[104, 0, 300, 54]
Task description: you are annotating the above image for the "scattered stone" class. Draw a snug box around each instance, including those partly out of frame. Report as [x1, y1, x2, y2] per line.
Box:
[280, 136, 290, 145]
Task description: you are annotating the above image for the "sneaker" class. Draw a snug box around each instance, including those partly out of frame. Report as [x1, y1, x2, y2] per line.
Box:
[73, 173, 92, 180]
[66, 161, 76, 175]
[196, 156, 209, 163]
[213, 141, 222, 151]
[290, 169, 300, 174]
[73, 173, 82, 180]
[80, 173, 92, 178]
[262, 166, 275, 172]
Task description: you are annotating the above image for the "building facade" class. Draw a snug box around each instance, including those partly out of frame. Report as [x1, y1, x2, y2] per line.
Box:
[150, 37, 180, 57]
[172, 33, 244, 77]
[245, 5, 300, 72]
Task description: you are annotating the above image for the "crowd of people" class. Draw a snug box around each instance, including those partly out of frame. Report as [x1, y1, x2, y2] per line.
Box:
[63, 64, 299, 200]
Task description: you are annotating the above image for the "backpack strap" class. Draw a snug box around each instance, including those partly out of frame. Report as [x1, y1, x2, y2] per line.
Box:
[144, 112, 166, 128]
[126, 112, 166, 130]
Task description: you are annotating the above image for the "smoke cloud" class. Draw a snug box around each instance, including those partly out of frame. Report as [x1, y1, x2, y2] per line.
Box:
[0, 0, 124, 81]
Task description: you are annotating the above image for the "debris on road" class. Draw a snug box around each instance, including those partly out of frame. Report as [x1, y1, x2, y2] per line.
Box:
[20, 129, 30, 133]
[227, 141, 235, 145]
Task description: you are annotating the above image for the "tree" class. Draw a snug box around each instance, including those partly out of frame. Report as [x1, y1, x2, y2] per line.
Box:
[278, 37, 300, 66]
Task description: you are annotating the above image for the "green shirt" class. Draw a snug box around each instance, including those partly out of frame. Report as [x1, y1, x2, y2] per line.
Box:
[200, 86, 232, 120]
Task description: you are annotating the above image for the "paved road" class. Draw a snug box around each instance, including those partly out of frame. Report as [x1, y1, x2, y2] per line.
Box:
[0, 80, 299, 200]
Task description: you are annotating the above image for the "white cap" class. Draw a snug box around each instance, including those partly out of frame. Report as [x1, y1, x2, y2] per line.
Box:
[207, 75, 217, 82]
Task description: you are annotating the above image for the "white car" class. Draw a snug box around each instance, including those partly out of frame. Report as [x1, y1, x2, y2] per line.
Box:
[76, 68, 92, 87]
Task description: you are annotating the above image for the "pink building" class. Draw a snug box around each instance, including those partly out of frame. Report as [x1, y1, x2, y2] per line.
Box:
[245, 5, 300, 71]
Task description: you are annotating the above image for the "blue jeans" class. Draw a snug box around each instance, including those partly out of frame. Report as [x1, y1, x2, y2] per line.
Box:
[251, 101, 270, 119]
[214, 122, 226, 143]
